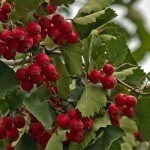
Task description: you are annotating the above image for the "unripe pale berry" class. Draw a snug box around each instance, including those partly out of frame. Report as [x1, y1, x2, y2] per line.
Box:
[115, 93, 126, 106]
[103, 63, 114, 75]
[69, 119, 83, 131]
[36, 53, 50, 67]
[101, 75, 117, 89]
[14, 116, 26, 129]
[70, 130, 84, 143]
[82, 117, 93, 130]
[57, 114, 70, 129]
[88, 70, 102, 84]
[7, 128, 19, 142]
[125, 95, 137, 107]
[123, 106, 134, 117]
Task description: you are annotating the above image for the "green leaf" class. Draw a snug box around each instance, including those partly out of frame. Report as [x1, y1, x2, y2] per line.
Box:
[135, 97, 150, 141]
[45, 128, 67, 150]
[68, 142, 84, 150]
[106, 34, 128, 65]
[24, 85, 56, 128]
[9, 0, 44, 23]
[76, 83, 107, 117]
[50, 0, 75, 7]
[61, 43, 82, 75]
[76, 0, 114, 15]
[86, 126, 125, 150]
[36, 2, 48, 17]
[15, 133, 37, 150]
[0, 61, 19, 98]
[114, 67, 138, 80]
[73, 8, 117, 39]
[109, 138, 124, 150]
[56, 60, 70, 99]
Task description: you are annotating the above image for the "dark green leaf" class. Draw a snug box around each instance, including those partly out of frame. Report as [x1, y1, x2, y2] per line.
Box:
[0, 61, 19, 98]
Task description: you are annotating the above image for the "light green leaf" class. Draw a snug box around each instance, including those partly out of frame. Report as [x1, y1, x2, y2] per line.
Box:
[50, 0, 75, 7]
[76, 83, 107, 117]
[56, 60, 70, 99]
[24, 85, 56, 128]
[61, 43, 82, 75]
[0, 61, 19, 98]
[45, 128, 67, 150]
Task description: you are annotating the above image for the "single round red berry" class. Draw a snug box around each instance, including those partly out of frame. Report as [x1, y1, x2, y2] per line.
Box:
[27, 63, 41, 78]
[31, 74, 45, 86]
[0, 117, 13, 129]
[2, 47, 16, 60]
[12, 27, 26, 41]
[14, 116, 26, 129]
[108, 104, 120, 117]
[82, 117, 93, 130]
[7, 128, 19, 142]
[52, 14, 64, 26]
[0, 125, 6, 139]
[65, 31, 78, 43]
[134, 131, 142, 142]
[115, 93, 126, 106]
[125, 95, 137, 107]
[70, 130, 84, 143]
[110, 116, 120, 127]
[16, 68, 29, 81]
[57, 114, 70, 129]
[0, 10, 8, 22]
[29, 123, 45, 140]
[60, 21, 73, 34]
[69, 119, 83, 131]
[33, 34, 41, 45]
[20, 79, 34, 92]
[36, 53, 50, 67]
[21, 34, 33, 50]
[68, 109, 81, 119]
[7, 39, 20, 51]
[27, 22, 41, 36]
[46, 4, 57, 14]
[0, 40, 6, 54]
[123, 106, 134, 117]
[0, 30, 13, 42]
[47, 26, 61, 39]
[88, 70, 102, 84]
[42, 18, 52, 29]
[53, 34, 66, 45]
[103, 64, 114, 75]
[101, 75, 117, 89]
[1, 2, 12, 13]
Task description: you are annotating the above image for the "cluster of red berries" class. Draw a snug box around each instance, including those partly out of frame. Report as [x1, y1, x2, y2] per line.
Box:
[57, 109, 93, 143]
[88, 64, 117, 89]
[16, 53, 59, 92]
[0, 116, 25, 142]
[108, 93, 137, 127]
[0, 2, 13, 23]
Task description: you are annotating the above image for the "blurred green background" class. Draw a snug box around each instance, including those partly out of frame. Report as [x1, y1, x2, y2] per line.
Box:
[59, 0, 150, 73]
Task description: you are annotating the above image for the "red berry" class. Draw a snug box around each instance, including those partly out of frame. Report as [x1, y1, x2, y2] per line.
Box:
[123, 106, 134, 117]
[57, 114, 70, 129]
[16, 68, 29, 81]
[1, 2, 12, 13]
[31, 74, 44, 86]
[60, 21, 73, 34]
[29, 123, 45, 140]
[36, 53, 50, 67]
[0, 30, 13, 42]
[0, 40, 6, 54]
[82, 118, 93, 130]
[70, 130, 84, 143]
[7, 128, 19, 142]
[21, 34, 33, 50]
[69, 119, 83, 131]
[65, 32, 78, 43]
[52, 14, 64, 26]
[46, 4, 57, 14]
[42, 18, 52, 29]
[41, 29, 47, 40]
[65, 132, 70, 143]
[6, 144, 15, 150]
[88, 70, 102, 84]
[0, 117, 13, 129]
[134, 131, 142, 141]
[103, 64, 114, 75]
[27, 63, 41, 78]
[27, 22, 41, 36]
[68, 109, 81, 119]
[47, 26, 61, 39]
[33, 34, 41, 45]
[42, 64, 59, 82]
[0, 125, 6, 139]
[20, 79, 34, 92]
[125, 95, 137, 107]
[101, 75, 117, 89]
[12, 27, 26, 41]
[110, 116, 120, 127]
[14, 116, 26, 129]
[7, 39, 20, 51]
[2, 47, 16, 60]
[0, 10, 8, 22]
[53, 34, 66, 45]
[108, 104, 120, 117]
[115, 93, 126, 106]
